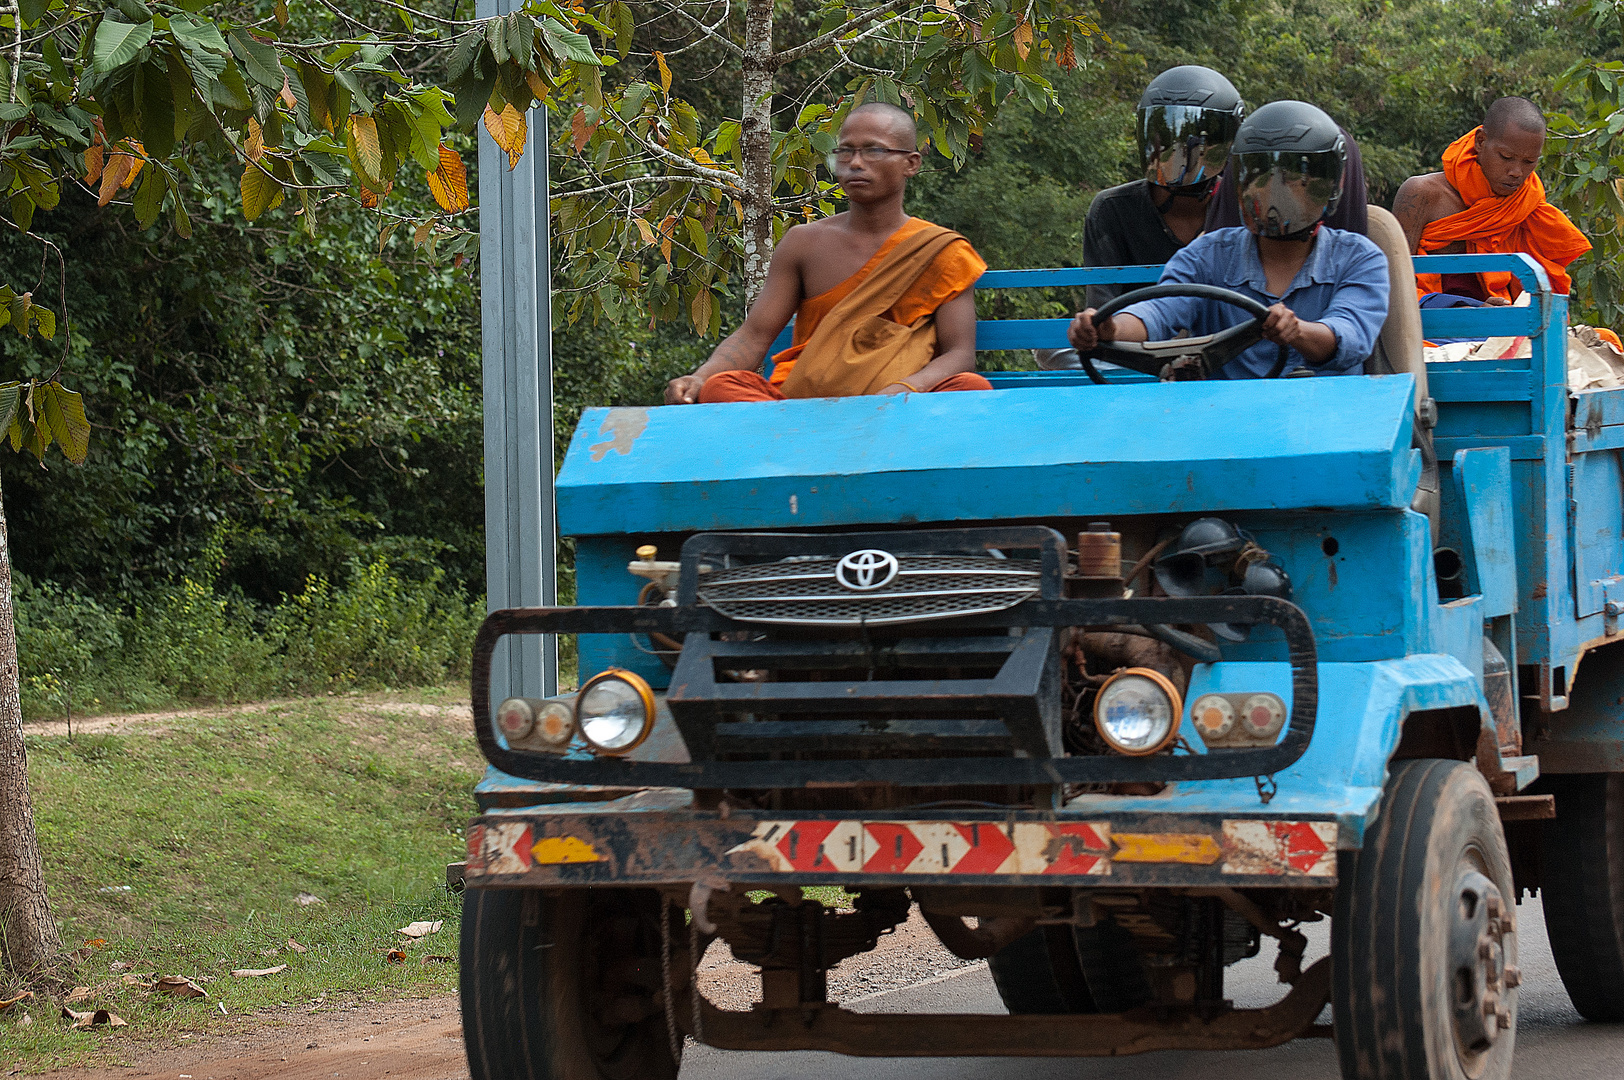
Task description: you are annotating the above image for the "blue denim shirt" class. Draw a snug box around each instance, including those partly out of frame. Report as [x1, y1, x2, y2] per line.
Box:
[1122, 226, 1391, 378]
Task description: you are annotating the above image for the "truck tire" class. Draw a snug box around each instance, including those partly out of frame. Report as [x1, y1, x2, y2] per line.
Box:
[988, 925, 1098, 1013]
[1538, 773, 1624, 1020]
[987, 917, 1148, 1014]
[461, 886, 679, 1080]
[1332, 758, 1517, 1080]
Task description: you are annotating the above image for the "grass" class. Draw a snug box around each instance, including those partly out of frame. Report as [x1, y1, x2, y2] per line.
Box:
[1, 685, 481, 1073]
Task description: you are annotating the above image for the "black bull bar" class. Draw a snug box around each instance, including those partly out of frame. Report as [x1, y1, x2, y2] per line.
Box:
[470, 595, 1318, 788]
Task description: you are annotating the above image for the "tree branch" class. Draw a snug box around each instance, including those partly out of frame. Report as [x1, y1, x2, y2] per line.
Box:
[649, 0, 746, 59]
[774, 0, 916, 67]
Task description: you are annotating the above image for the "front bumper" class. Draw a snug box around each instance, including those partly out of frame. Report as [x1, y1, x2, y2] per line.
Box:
[471, 592, 1318, 789]
[464, 808, 1340, 888]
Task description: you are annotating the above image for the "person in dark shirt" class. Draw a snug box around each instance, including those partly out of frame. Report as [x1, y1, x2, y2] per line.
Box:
[1081, 66, 1245, 309]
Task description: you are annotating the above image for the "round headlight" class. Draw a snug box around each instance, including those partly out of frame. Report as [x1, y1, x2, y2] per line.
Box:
[535, 700, 576, 749]
[575, 668, 656, 755]
[1241, 693, 1286, 740]
[1094, 668, 1182, 756]
[496, 697, 536, 740]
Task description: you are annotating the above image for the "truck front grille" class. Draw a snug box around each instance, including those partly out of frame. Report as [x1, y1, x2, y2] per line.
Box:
[696, 555, 1041, 626]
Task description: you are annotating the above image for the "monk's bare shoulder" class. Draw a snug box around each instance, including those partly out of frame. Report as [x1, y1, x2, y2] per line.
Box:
[1393, 173, 1459, 252]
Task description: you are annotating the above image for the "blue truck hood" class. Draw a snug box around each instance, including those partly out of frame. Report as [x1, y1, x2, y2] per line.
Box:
[557, 374, 1418, 536]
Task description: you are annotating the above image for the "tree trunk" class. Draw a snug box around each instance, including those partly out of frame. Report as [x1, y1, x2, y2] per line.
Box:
[0, 472, 59, 977]
[738, 0, 776, 305]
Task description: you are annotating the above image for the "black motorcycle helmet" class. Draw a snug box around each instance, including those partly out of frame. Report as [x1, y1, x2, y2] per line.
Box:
[1232, 100, 1347, 240]
[1137, 66, 1245, 193]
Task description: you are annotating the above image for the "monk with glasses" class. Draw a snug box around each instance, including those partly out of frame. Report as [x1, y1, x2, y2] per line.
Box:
[665, 102, 991, 404]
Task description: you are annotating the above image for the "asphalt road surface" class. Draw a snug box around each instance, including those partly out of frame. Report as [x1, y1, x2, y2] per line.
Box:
[682, 897, 1624, 1080]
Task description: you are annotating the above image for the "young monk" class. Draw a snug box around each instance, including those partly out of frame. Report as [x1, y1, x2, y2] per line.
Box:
[1392, 97, 1590, 304]
[663, 102, 990, 404]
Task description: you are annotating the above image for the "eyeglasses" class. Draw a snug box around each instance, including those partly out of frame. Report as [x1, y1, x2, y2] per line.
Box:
[826, 146, 916, 166]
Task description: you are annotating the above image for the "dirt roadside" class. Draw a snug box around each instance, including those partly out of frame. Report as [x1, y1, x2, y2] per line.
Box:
[19, 912, 977, 1080]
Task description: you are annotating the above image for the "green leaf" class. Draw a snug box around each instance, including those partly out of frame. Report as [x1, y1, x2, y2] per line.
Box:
[17, 0, 47, 27]
[0, 385, 21, 436]
[32, 307, 55, 341]
[94, 18, 155, 74]
[486, 16, 509, 64]
[405, 103, 442, 171]
[540, 18, 601, 65]
[139, 61, 177, 157]
[134, 165, 167, 228]
[8, 191, 34, 232]
[333, 69, 375, 115]
[229, 29, 284, 90]
[505, 12, 533, 69]
[169, 14, 229, 56]
[38, 383, 90, 464]
[173, 195, 192, 238]
[113, 0, 151, 21]
[210, 63, 253, 112]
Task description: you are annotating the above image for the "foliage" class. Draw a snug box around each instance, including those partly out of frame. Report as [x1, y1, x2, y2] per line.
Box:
[1545, 1, 1624, 325]
[13, 553, 483, 720]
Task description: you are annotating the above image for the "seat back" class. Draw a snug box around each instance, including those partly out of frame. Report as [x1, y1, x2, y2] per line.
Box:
[1363, 204, 1438, 536]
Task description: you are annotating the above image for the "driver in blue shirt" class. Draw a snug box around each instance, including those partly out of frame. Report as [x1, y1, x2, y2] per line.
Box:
[1067, 101, 1390, 378]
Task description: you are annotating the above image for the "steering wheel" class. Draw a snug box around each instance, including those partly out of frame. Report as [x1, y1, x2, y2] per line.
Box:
[1079, 283, 1288, 385]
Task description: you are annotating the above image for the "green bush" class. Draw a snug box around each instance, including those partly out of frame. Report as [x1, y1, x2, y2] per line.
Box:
[13, 554, 483, 720]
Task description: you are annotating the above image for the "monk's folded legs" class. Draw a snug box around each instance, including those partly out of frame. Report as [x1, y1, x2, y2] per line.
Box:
[698, 370, 992, 403]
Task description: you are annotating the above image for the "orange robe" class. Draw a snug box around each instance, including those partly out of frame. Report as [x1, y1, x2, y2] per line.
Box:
[1415, 127, 1591, 302]
[701, 217, 990, 403]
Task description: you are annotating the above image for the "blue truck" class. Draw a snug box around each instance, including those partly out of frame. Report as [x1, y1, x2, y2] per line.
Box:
[454, 206, 1624, 1080]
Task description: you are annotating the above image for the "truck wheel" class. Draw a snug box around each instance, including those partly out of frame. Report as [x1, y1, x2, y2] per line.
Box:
[988, 925, 1098, 1013]
[461, 886, 679, 1080]
[1332, 758, 1517, 1080]
[987, 917, 1148, 1014]
[1538, 773, 1624, 1020]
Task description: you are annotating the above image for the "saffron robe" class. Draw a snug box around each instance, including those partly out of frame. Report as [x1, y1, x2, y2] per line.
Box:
[702, 217, 988, 402]
[1415, 127, 1591, 302]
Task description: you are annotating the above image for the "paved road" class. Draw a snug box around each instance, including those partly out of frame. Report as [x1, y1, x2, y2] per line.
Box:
[682, 898, 1624, 1080]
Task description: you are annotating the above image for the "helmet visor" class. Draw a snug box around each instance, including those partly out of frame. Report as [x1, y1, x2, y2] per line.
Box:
[1139, 104, 1241, 188]
[1234, 150, 1344, 238]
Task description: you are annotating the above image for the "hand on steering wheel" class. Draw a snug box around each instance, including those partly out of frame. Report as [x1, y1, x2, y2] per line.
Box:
[1066, 283, 1289, 385]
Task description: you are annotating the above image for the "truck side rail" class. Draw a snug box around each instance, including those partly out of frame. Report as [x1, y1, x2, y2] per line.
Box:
[470, 594, 1317, 789]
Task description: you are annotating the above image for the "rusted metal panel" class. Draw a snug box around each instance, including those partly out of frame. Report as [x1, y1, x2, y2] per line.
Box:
[674, 957, 1330, 1056]
[1495, 794, 1556, 821]
[463, 811, 1340, 887]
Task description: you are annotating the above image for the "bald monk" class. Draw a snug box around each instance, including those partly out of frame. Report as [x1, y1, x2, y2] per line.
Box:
[1393, 96, 1590, 304]
[664, 102, 989, 404]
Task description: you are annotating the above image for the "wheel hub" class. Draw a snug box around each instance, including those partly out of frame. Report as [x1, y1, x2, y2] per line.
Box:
[1448, 869, 1519, 1057]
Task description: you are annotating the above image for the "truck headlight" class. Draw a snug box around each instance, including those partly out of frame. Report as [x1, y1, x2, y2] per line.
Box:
[1094, 668, 1182, 755]
[576, 668, 656, 754]
[496, 697, 536, 740]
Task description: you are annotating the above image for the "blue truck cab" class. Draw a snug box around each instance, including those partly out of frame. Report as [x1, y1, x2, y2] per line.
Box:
[456, 208, 1624, 1080]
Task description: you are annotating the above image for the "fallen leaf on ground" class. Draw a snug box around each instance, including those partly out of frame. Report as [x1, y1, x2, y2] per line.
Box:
[83, 938, 107, 948]
[0, 991, 34, 1009]
[260, 948, 280, 957]
[108, 960, 130, 971]
[420, 954, 452, 964]
[286, 939, 308, 954]
[396, 920, 443, 938]
[62, 1005, 125, 1028]
[120, 973, 154, 988]
[385, 949, 406, 964]
[231, 964, 287, 978]
[152, 975, 206, 998]
[18, 1011, 32, 1026]
[64, 987, 92, 1003]
[295, 893, 324, 906]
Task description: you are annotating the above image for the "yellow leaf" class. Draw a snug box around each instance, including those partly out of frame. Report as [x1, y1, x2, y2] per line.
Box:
[348, 114, 384, 188]
[240, 162, 283, 221]
[246, 118, 265, 162]
[121, 155, 144, 189]
[690, 288, 712, 335]
[360, 181, 392, 209]
[279, 73, 297, 111]
[484, 104, 527, 169]
[654, 50, 672, 94]
[525, 69, 549, 102]
[1013, 19, 1032, 59]
[1058, 34, 1076, 71]
[414, 221, 431, 244]
[83, 144, 104, 186]
[634, 216, 656, 245]
[690, 147, 714, 165]
[934, 0, 954, 9]
[659, 214, 676, 265]
[97, 155, 130, 206]
[426, 144, 470, 213]
[733, 199, 743, 224]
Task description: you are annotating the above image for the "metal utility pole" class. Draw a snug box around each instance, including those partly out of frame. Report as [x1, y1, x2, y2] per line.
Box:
[479, 0, 557, 707]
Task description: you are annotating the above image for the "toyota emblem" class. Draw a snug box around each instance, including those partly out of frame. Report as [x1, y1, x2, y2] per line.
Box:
[835, 549, 900, 591]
